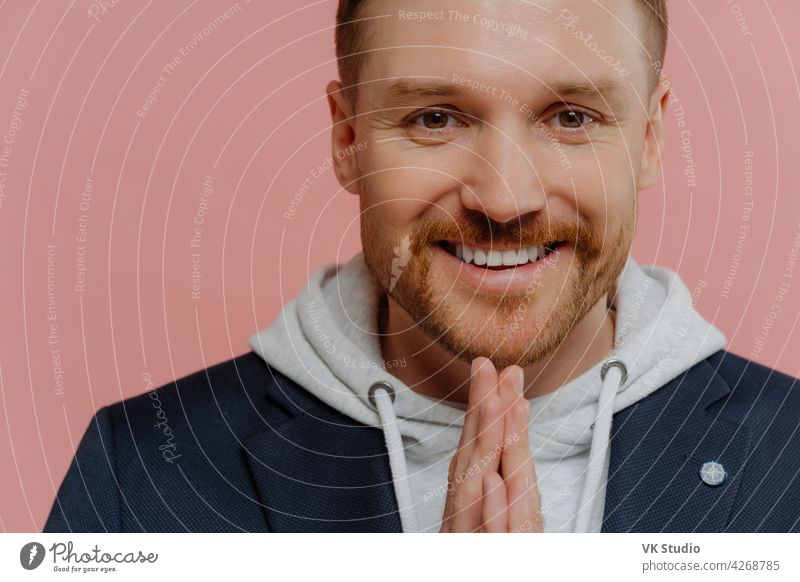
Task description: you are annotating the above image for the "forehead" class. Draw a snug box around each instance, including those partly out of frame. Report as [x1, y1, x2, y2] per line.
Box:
[359, 0, 648, 100]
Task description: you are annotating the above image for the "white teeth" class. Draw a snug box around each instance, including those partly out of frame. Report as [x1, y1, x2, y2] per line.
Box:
[453, 242, 556, 266]
[501, 250, 518, 266]
[463, 246, 474, 264]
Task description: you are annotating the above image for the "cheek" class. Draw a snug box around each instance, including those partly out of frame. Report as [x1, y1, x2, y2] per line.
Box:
[559, 148, 637, 217]
[360, 175, 427, 228]
[360, 149, 460, 214]
[358, 173, 423, 262]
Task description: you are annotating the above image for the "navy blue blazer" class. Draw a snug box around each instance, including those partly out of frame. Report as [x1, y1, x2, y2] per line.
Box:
[43, 349, 800, 532]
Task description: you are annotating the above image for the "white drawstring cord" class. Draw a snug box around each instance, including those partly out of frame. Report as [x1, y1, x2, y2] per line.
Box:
[369, 358, 627, 534]
[574, 358, 628, 533]
[369, 381, 419, 533]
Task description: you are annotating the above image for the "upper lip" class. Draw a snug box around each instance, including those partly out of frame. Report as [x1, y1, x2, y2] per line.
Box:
[441, 239, 565, 252]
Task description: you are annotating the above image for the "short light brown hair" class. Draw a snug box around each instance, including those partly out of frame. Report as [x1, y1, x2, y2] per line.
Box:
[335, 0, 668, 110]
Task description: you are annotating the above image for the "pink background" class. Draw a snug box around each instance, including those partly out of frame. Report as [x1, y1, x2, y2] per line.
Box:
[0, 0, 798, 532]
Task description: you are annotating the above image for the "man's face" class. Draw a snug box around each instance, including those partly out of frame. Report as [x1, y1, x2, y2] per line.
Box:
[336, 0, 664, 369]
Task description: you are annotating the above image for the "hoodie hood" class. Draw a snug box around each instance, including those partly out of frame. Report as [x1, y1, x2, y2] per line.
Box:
[249, 252, 727, 532]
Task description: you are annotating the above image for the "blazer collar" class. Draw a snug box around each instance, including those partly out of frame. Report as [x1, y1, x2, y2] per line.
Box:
[243, 397, 403, 532]
[602, 356, 752, 532]
[244, 355, 747, 533]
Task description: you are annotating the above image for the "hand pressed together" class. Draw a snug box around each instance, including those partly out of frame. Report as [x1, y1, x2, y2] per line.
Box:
[440, 357, 544, 533]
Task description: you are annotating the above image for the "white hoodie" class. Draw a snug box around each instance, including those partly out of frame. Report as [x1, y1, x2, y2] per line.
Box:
[249, 252, 727, 533]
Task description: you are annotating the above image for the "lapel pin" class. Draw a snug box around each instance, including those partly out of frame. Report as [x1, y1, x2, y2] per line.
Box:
[700, 461, 727, 486]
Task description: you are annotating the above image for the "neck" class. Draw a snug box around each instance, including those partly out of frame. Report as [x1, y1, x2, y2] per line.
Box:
[379, 295, 616, 404]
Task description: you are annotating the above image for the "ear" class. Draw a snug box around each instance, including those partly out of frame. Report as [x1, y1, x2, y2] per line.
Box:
[326, 80, 361, 195]
[637, 79, 670, 191]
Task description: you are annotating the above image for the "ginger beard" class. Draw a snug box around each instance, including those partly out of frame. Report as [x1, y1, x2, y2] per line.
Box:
[362, 203, 634, 370]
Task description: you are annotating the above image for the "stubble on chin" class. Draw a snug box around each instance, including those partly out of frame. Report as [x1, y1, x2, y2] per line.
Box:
[361, 207, 634, 371]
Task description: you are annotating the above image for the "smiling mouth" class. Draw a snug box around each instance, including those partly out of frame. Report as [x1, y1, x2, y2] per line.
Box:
[438, 240, 566, 270]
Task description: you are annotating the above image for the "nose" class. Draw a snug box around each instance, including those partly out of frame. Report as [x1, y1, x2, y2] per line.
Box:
[460, 118, 547, 224]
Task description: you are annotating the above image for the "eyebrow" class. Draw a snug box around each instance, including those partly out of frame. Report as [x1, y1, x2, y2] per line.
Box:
[379, 78, 628, 110]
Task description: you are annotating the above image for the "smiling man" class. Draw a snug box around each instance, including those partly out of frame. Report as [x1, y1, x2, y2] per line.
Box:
[46, 0, 800, 534]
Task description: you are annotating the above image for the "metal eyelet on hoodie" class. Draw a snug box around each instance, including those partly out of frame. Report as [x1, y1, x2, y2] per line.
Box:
[577, 356, 630, 532]
[368, 380, 396, 410]
[367, 379, 419, 533]
[588, 358, 630, 429]
[600, 358, 628, 389]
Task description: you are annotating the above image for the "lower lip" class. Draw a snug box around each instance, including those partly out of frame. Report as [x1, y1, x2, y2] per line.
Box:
[434, 243, 567, 293]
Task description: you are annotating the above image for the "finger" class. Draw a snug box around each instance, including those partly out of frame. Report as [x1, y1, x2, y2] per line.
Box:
[443, 358, 498, 532]
[506, 437, 543, 534]
[449, 463, 484, 532]
[481, 471, 508, 533]
[503, 401, 535, 532]
[468, 374, 505, 476]
[497, 368, 541, 532]
[506, 470, 542, 532]
[454, 357, 497, 476]
[451, 385, 504, 532]
[498, 366, 530, 480]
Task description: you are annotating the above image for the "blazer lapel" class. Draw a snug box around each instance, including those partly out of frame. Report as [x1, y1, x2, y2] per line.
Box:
[602, 358, 753, 532]
[243, 402, 402, 532]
